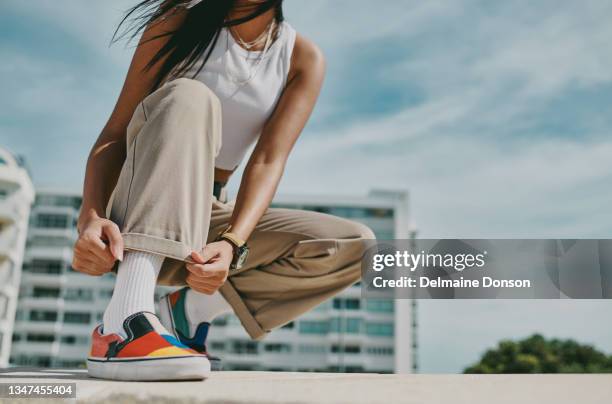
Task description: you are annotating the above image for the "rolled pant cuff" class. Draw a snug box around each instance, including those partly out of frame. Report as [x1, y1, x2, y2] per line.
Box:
[122, 232, 193, 261]
[123, 232, 268, 339]
[220, 280, 268, 340]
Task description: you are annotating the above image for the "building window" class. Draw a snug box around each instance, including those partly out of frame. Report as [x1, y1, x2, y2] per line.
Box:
[346, 318, 362, 333]
[366, 299, 395, 313]
[327, 365, 365, 373]
[299, 320, 329, 335]
[333, 298, 361, 310]
[32, 287, 61, 298]
[56, 360, 86, 368]
[24, 259, 63, 274]
[209, 342, 226, 351]
[365, 322, 394, 337]
[36, 213, 70, 229]
[12, 355, 51, 367]
[230, 340, 258, 355]
[60, 335, 89, 345]
[264, 343, 292, 353]
[212, 316, 228, 326]
[98, 289, 113, 299]
[64, 288, 93, 302]
[35, 195, 82, 210]
[63, 312, 91, 324]
[366, 208, 394, 218]
[330, 318, 362, 334]
[366, 346, 395, 356]
[26, 334, 55, 343]
[29, 310, 58, 322]
[281, 321, 294, 329]
[298, 344, 326, 354]
[331, 345, 361, 354]
[374, 232, 395, 240]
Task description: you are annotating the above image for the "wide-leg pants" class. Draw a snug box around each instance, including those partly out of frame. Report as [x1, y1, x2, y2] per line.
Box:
[108, 78, 375, 340]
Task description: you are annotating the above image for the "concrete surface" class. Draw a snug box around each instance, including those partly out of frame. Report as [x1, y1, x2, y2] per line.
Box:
[0, 368, 611, 404]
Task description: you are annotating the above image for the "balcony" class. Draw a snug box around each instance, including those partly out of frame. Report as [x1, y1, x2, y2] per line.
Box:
[10, 341, 56, 356]
[18, 297, 63, 310]
[21, 273, 67, 287]
[13, 321, 59, 334]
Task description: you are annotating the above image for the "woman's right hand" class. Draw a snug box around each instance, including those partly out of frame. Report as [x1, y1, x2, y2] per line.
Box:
[72, 212, 124, 276]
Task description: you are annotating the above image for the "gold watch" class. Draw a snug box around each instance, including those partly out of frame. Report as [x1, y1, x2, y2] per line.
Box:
[217, 227, 249, 270]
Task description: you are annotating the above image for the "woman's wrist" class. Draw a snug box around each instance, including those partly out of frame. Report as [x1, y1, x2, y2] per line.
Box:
[223, 222, 251, 243]
[77, 207, 104, 233]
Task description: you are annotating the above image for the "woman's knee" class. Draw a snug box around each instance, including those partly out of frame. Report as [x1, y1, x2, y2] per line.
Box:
[140, 78, 222, 147]
[347, 220, 376, 241]
[335, 221, 375, 277]
[318, 219, 375, 274]
[163, 78, 221, 115]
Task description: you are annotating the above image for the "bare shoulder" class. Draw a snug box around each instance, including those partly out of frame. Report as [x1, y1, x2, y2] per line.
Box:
[289, 33, 326, 82]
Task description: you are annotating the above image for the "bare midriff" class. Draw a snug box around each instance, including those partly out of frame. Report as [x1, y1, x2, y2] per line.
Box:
[214, 167, 234, 184]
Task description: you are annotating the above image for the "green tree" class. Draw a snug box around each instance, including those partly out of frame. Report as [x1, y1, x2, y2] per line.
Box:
[464, 334, 612, 373]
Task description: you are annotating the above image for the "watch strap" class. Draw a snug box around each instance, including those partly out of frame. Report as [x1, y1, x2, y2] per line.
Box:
[219, 231, 246, 248]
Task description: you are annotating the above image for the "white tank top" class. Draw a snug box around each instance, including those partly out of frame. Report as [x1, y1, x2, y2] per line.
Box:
[184, 21, 297, 170]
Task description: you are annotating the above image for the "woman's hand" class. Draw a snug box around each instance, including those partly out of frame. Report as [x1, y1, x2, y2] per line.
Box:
[72, 212, 124, 276]
[186, 241, 233, 294]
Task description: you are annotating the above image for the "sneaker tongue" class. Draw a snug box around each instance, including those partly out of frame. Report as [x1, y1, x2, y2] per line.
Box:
[142, 312, 170, 335]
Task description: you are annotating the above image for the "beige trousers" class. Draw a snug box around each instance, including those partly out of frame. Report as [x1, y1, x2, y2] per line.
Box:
[109, 78, 374, 340]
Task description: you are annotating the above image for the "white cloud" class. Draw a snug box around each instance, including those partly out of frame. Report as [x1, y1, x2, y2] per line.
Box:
[275, 0, 612, 239]
[281, 131, 612, 237]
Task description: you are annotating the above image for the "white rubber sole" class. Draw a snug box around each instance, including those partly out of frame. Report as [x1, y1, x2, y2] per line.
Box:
[87, 355, 211, 381]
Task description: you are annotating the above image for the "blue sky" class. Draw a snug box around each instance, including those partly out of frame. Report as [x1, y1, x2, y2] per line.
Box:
[2, 0, 612, 372]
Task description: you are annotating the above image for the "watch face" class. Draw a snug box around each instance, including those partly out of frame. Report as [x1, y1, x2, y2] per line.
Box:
[234, 246, 249, 270]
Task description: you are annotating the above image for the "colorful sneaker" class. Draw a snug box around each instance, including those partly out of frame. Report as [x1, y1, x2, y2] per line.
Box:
[87, 311, 210, 381]
[159, 288, 222, 371]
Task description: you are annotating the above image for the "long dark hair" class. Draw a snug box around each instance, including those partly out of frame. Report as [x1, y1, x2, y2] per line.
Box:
[113, 0, 284, 91]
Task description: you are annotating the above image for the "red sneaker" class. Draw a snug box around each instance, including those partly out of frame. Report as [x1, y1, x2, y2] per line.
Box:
[87, 312, 210, 381]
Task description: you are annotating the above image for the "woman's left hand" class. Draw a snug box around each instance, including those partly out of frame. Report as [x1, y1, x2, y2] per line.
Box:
[186, 241, 233, 294]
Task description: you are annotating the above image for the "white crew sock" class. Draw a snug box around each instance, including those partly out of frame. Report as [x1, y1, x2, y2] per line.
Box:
[103, 251, 165, 338]
[185, 289, 233, 334]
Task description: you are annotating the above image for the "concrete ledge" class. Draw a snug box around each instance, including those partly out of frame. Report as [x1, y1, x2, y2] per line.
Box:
[1, 368, 611, 404]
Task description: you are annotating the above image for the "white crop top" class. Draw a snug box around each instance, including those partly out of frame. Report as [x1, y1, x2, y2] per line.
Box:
[183, 21, 297, 170]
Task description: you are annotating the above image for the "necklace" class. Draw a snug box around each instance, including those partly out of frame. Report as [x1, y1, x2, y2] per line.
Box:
[230, 19, 276, 50]
[224, 19, 278, 88]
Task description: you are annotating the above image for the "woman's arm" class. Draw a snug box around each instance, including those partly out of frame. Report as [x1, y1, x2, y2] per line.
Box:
[186, 35, 326, 293]
[230, 35, 326, 240]
[73, 10, 186, 275]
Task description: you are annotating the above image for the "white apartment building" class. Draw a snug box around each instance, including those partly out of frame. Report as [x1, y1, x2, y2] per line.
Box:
[11, 189, 416, 373]
[10, 191, 116, 368]
[0, 147, 35, 367]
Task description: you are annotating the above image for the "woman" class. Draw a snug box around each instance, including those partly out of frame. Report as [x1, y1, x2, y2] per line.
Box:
[74, 0, 374, 381]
